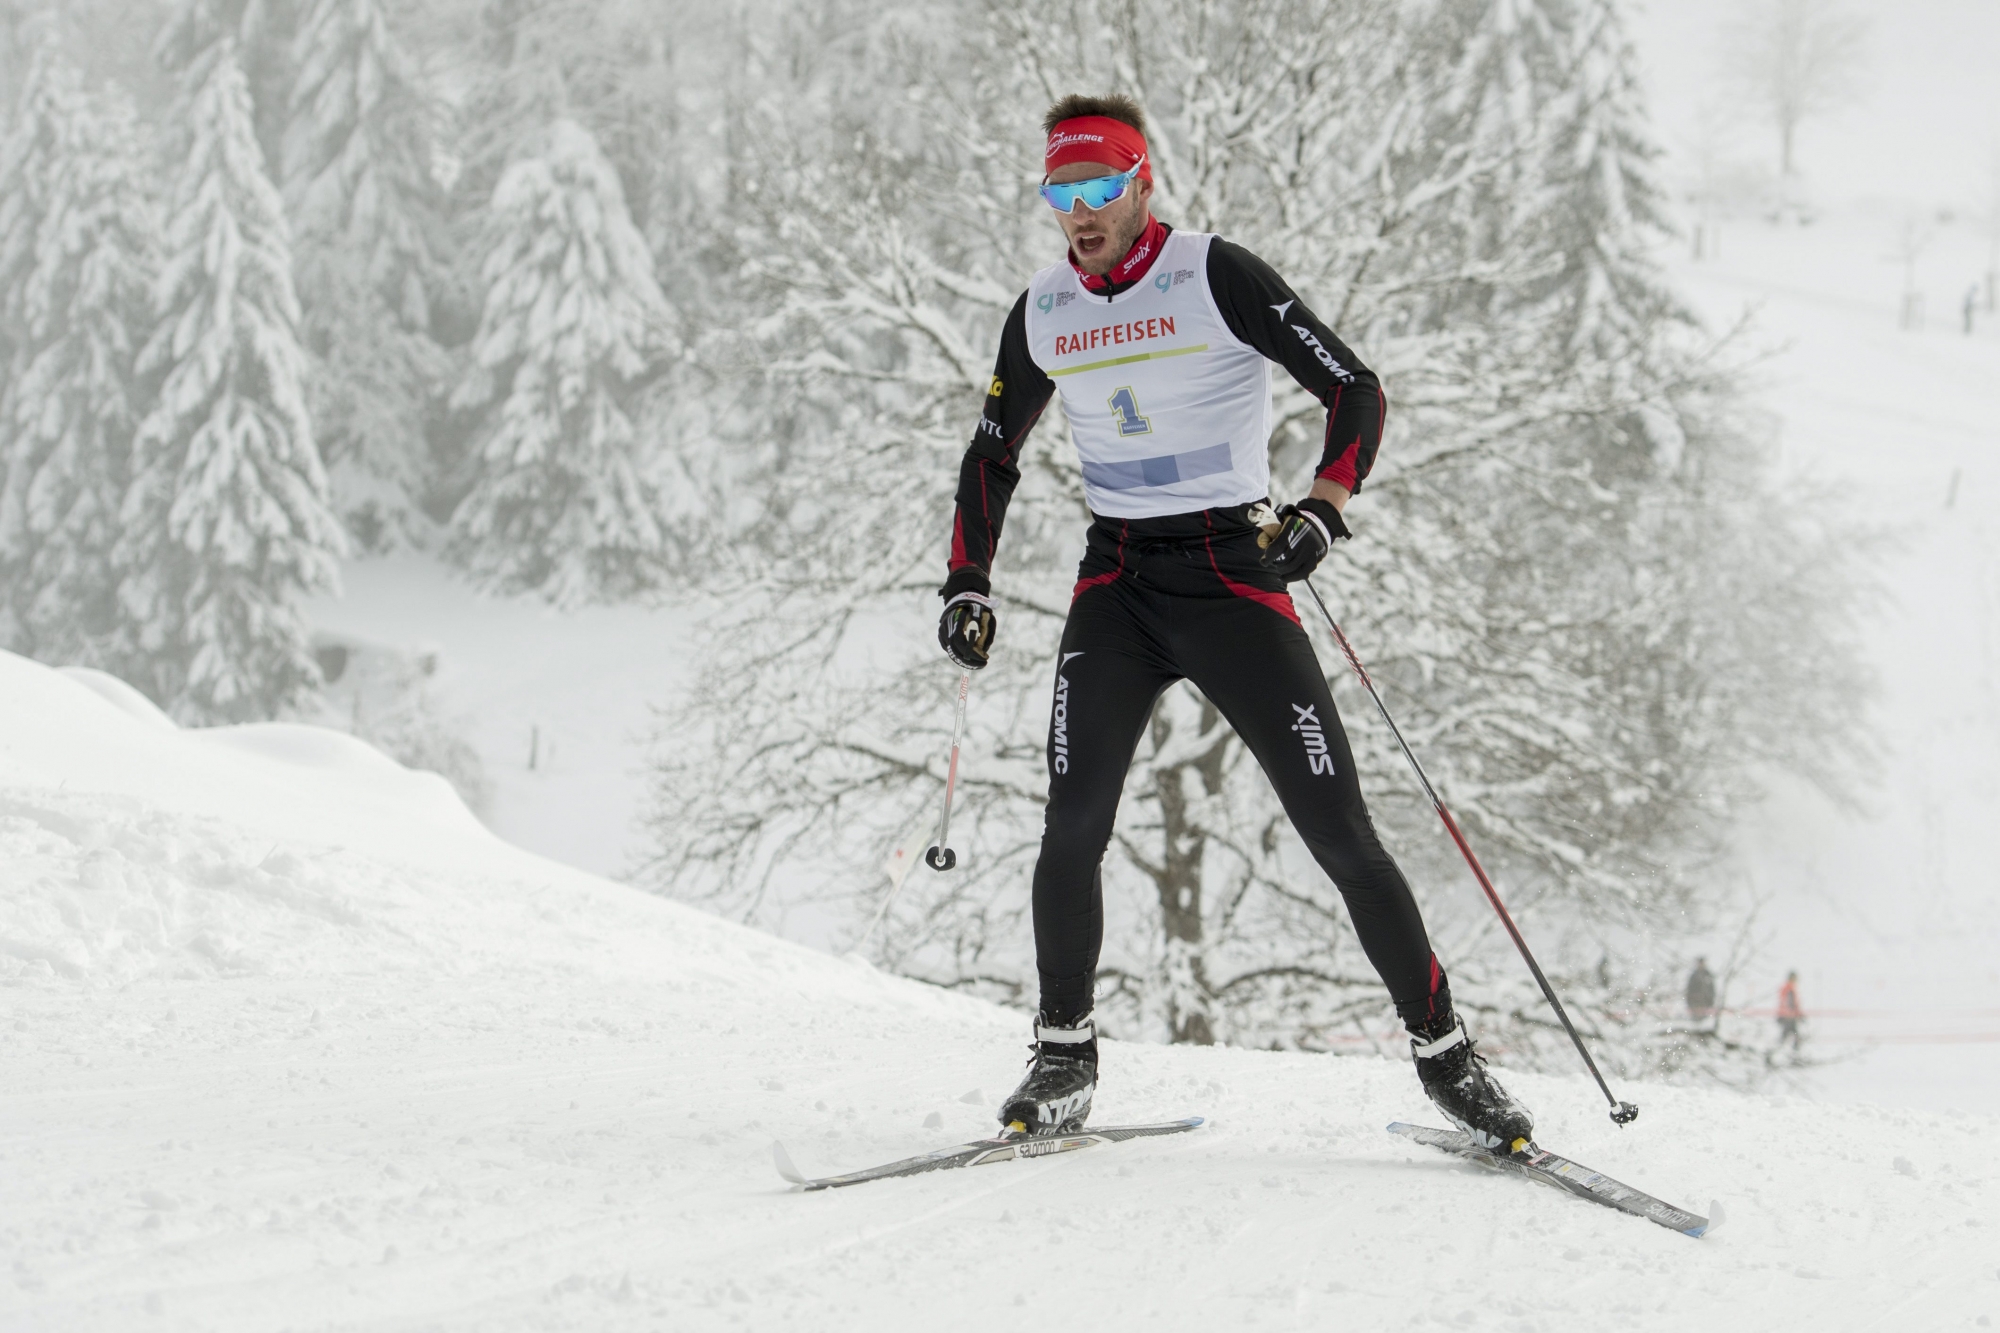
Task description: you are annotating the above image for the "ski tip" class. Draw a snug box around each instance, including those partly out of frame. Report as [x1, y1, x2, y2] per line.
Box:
[1694, 1198, 1726, 1238]
[772, 1140, 807, 1187]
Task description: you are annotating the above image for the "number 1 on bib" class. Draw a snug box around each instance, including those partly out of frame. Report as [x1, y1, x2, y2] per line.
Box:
[1108, 386, 1151, 436]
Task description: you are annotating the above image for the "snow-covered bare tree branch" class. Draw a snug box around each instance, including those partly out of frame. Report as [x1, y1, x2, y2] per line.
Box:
[642, 0, 1864, 1086]
[1723, 0, 1868, 178]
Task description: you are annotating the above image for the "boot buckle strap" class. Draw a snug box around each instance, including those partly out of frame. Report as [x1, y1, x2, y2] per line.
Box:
[1411, 1022, 1467, 1059]
[1035, 1019, 1095, 1045]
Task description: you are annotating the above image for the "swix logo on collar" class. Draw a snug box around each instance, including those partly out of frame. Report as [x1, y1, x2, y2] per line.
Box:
[1072, 216, 1168, 294]
[1292, 703, 1335, 775]
[1291, 325, 1355, 383]
[1052, 652, 1083, 774]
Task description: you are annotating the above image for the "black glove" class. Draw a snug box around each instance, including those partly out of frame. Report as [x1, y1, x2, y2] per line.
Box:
[1257, 497, 1350, 583]
[938, 591, 997, 670]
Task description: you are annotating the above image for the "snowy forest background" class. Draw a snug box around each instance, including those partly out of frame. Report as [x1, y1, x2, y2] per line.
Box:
[0, 0, 1881, 1085]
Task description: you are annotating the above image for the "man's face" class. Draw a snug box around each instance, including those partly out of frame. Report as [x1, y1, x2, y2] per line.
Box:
[1048, 160, 1154, 276]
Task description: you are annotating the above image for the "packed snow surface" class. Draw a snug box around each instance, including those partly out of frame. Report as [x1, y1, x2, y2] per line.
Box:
[3, 652, 1998, 1331]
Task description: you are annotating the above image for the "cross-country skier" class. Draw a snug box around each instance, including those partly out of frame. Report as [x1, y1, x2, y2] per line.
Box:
[1777, 971, 1803, 1050]
[935, 94, 1535, 1152]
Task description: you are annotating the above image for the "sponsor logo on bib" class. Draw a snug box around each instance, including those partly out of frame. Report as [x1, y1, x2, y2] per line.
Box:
[1054, 316, 1177, 358]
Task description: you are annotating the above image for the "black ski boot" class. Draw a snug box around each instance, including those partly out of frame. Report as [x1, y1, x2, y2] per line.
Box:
[1412, 1017, 1534, 1153]
[998, 1014, 1097, 1135]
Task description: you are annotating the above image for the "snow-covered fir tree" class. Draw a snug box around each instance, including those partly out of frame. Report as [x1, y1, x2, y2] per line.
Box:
[447, 116, 671, 604]
[119, 39, 343, 723]
[447, 0, 686, 238]
[1533, 0, 1682, 369]
[156, 0, 295, 168]
[0, 30, 66, 383]
[282, 0, 450, 548]
[0, 46, 160, 666]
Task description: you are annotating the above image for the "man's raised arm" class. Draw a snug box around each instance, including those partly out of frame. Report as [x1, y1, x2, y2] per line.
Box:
[941, 292, 1056, 600]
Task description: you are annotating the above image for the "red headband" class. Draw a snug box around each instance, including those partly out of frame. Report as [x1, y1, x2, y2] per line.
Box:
[1044, 115, 1151, 184]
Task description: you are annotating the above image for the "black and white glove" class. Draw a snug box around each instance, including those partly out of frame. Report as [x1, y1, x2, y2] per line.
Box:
[1257, 497, 1350, 583]
[938, 591, 998, 670]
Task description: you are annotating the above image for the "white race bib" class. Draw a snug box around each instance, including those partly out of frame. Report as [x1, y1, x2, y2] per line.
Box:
[1024, 231, 1272, 518]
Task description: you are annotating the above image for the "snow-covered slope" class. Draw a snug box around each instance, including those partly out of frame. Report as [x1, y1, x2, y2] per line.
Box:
[1664, 208, 2000, 1111]
[2, 651, 1996, 1330]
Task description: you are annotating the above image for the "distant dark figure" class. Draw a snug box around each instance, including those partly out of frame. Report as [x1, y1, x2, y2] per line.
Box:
[1777, 970, 1803, 1050]
[1967, 285, 1980, 335]
[1685, 957, 1717, 1023]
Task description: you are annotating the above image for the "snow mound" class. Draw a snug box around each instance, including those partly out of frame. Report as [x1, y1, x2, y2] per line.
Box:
[57, 665, 177, 730]
[0, 789, 433, 982]
[4, 649, 1999, 1331]
[3, 650, 495, 878]
[0, 650, 952, 1006]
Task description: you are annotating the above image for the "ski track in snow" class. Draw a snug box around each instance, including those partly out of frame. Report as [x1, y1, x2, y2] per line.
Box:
[4, 652, 2000, 1331]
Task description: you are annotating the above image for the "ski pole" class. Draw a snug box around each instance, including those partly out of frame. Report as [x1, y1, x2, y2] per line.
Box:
[1300, 577, 1640, 1128]
[925, 669, 971, 872]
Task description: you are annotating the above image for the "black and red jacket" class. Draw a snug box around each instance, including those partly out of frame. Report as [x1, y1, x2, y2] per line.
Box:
[943, 224, 1386, 599]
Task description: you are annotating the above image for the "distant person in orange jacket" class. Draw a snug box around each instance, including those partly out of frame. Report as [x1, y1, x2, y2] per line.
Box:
[1777, 971, 1803, 1050]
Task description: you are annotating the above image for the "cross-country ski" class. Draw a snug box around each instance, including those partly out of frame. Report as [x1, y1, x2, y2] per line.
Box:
[1388, 1123, 1713, 1237]
[773, 1117, 1204, 1191]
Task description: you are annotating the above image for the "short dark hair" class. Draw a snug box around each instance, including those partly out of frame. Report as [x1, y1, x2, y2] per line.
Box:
[1042, 93, 1147, 139]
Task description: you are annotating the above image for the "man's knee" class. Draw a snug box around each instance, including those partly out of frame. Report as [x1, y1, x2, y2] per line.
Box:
[1041, 789, 1119, 861]
[1302, 807, 1399, 892]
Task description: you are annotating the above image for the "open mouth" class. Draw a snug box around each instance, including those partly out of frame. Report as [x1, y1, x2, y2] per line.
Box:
[1073, 232, 1108, 259]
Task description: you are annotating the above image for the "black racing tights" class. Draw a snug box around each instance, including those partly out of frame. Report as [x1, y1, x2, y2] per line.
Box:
[1032, 505, 1452, 1034]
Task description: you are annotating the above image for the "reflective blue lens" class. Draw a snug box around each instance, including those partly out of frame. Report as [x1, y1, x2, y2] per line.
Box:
[1039, 160, 1143, 213]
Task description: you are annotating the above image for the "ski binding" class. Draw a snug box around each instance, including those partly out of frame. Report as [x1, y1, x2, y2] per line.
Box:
[1389, 1121, 1712, 1237]
[773, 1116, 1203, 1192]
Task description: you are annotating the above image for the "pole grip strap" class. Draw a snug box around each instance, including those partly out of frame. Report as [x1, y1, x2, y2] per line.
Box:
[941, 591, 993, 615]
